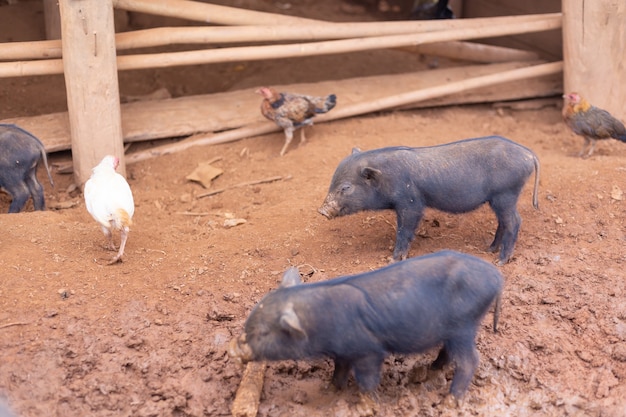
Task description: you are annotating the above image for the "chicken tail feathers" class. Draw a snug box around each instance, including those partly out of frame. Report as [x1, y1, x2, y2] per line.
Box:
[314, 94, 337, 114]
[114, 208, 133, 230]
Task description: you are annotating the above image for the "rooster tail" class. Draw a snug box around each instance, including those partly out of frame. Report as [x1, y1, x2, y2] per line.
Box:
[314, 94, 337, 114]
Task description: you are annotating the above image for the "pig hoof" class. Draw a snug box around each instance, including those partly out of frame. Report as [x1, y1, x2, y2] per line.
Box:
[442, 394, 463, 409]
[442, 394, 462, 409]
[356, 393, 378, 416]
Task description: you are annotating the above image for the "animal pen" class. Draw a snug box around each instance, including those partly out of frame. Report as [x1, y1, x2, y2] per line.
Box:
[0, 1, 625, 416]
[0, 0, 623, 185]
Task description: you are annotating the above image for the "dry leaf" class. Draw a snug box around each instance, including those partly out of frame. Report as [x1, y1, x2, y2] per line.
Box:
[186, 162, 223, 188]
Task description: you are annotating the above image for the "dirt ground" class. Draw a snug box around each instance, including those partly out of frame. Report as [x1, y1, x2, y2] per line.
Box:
[1, 1, 625, 417]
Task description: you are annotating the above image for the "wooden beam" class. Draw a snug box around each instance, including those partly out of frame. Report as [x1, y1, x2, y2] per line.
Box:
[562, 0, 626, 119]
[58, 0, 125, 184]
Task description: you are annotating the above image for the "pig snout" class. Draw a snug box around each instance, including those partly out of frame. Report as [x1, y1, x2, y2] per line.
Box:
[318, 198, 340, 219]
[228, 333, 254, 365]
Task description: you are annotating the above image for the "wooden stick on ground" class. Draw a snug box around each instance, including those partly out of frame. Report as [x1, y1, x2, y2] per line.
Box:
[197, 176, 285, 198]
[0, 322, 29, 329]
[231, 361, 266, 417]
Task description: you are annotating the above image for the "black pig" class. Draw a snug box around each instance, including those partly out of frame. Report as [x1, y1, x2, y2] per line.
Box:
[0, 124, 54, 213]
[229, 250, 503, 403]
[318, 136, 540, 265]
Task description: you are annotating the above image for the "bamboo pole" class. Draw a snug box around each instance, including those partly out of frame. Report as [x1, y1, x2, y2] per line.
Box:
[126, 61, 563, 164]
[0, 13, 561, 61]
[111, 0, 322, 26]
[406, 41, 539, 63]
[112, 17, 564, 70]
[0, 15, 561, 78]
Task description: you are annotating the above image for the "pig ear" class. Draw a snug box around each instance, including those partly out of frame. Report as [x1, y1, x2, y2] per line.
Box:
[280, 303, 307, 338]
[360, 167, 382, 182]
[280, 267, 302, 288]
[351, 147, 362, 154]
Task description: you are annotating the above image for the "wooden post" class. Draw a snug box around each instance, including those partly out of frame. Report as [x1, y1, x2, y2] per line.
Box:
[562, 0, 626, 119]
[58, 0, 125, 185]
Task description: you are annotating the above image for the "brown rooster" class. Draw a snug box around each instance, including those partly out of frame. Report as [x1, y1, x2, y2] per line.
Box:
[256, 87, 337, 156]
[562, 92, 626, 158]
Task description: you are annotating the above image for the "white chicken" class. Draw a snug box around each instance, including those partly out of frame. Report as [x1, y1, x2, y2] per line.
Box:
[84, 155, 135, 264]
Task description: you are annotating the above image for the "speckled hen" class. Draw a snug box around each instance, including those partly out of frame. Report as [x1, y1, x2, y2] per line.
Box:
[256, 87, 336, 156]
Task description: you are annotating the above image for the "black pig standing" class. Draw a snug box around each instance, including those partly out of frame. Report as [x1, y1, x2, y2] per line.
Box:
[229, 250, 503, 405]
[0, 124, 54, 213]
[318, 136, 540, 265]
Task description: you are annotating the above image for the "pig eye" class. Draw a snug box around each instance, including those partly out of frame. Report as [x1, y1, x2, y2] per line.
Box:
[339, 183, 352, 194]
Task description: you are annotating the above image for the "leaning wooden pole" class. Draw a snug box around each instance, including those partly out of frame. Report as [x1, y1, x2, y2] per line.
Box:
[112, 0, 322, 26]
[562, 0, 626, 119]
[126, 61, 563, 164]
[59, 0, 126, 184]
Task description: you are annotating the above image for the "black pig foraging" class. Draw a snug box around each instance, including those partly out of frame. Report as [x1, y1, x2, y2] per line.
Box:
[229, 251, 504, 402]
[0, 124, 54, 213]
[318, 136, 540, 265]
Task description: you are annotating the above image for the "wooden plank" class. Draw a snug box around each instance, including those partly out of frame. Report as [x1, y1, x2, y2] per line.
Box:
[58, 0, 125, 183]
[562, 0, 626, 120]
[1, 61, 562, 154]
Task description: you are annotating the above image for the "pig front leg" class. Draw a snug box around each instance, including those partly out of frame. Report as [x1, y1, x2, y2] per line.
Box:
[331, 358, 351, 390]
[446, 340, 479, 402]
[392, 207, 424, 261]
[352, 354, 385, 393]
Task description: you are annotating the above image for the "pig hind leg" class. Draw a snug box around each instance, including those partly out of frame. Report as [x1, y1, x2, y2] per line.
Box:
[24, 168, 45, 210]
[488, 194, 522, 265]
[5, 181, 31, 213]
[445, 338, 479, 400]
